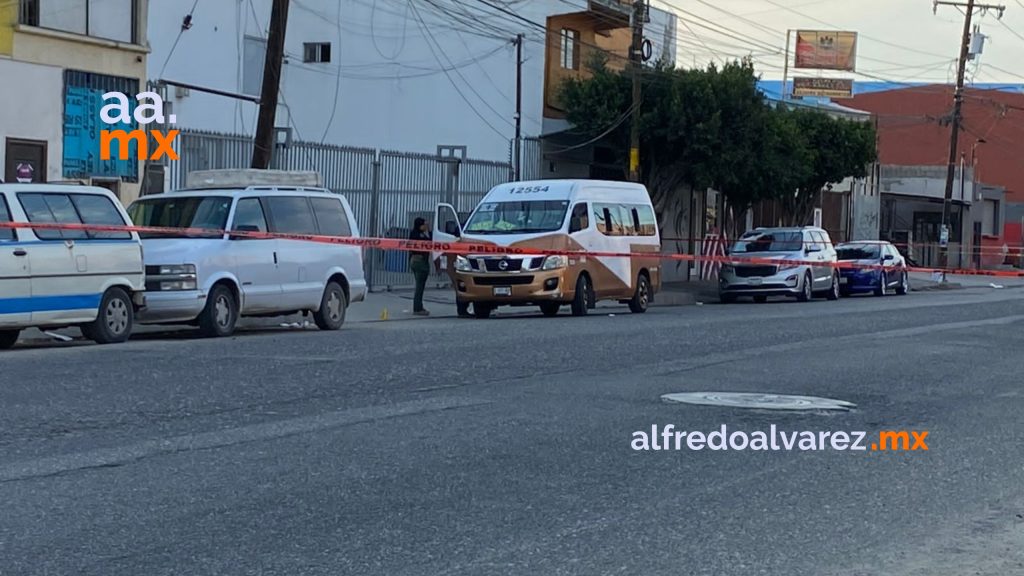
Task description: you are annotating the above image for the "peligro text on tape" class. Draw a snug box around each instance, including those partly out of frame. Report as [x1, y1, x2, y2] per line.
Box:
[1, 221, 1022, 278]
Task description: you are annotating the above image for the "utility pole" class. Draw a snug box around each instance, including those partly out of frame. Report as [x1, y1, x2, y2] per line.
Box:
[513, 33, 523, 181]
[251, 0, 291, 169]
[628, 0, 645, 182]
[933, 0, 1004, 278]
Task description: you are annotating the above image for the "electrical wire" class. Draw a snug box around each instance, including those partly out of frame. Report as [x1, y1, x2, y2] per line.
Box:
[320, 0, 344, 143]
[370, 0, 408, 60]
[545, 102, 639, 154]
[158, 0, 201, 79]
[407, 0, 510, 139]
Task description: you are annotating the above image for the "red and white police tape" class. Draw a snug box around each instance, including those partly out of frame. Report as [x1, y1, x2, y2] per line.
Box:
[2, 221, 1023, 278]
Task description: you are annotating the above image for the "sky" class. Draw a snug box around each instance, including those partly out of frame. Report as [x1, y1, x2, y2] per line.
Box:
[653, 0, 1024, 85]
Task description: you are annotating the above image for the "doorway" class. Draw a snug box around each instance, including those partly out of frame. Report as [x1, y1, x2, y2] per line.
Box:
[4, 138, 47, 183]
[91, 178, 122, 200]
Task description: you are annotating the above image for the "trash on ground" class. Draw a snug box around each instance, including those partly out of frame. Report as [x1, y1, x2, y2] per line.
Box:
[44, 331, 73, 342]
[990, 283, 1004, 289]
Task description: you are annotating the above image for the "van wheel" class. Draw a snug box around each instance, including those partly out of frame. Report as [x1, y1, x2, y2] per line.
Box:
[313, 281, 347, 330]
[82, 287, 133, 344]
[199, 284, 238, 337]
[628, 274, 651, 313]
[0, 329, 20, 350]
[571, 275, 591, 316]
[474, 303, 493, 319]
[797, 272, 813, 302]
[540, 302, 561, 317]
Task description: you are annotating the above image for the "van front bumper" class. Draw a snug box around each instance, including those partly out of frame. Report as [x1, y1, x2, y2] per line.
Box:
[454, 269, 570, 305]
[136, 290, 207, 323]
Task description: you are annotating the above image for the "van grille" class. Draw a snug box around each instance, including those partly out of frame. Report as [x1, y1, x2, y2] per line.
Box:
[735, 265, 778, 277]
[482, 258, 522, 272]
[472, 275, 534, 286]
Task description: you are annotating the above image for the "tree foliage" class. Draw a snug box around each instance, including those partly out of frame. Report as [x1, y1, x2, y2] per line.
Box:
[559, 58, 877, 234]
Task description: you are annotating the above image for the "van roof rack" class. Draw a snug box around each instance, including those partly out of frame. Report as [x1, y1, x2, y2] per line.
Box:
[185, 169, 324, 190]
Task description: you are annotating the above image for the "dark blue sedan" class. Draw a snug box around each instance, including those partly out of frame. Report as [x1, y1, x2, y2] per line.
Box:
[836, 241, 910, 296]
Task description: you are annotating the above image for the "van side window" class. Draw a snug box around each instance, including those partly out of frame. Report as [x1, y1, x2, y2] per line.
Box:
[18, 193, 87, 240]
[568, 203, 588, 233]
[594, 203, 626, 236]
[805, 231, 823, 251]
[264, 196, 318, 235]
[231, 198, 269, 234]
[0, 196, 15, 241]
[70, 194, 131, 239]
[617, 205, 636, 236]
[635, 204, 657, 236]
[310, 197, 351, 237]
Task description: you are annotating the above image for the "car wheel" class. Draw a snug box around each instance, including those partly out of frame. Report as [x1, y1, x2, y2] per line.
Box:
[313, 281, 347, 330]
[539, 302, 560, 317]
[82, 287, 133, 344]
[896, 271, 909, 295]
[874, 272, 887, 296]
[474, 303, 493, 319]
[0, 329, 20, 350]
[199, 284, 238, 337]
[628, 274, 651, 313]
[570, 274, 592, 317]
[797, 272, 813, 302]
[826, 272, 840, 301]
[753, 295, 768, 303]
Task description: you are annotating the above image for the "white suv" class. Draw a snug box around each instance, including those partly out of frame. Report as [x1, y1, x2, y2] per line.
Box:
[718, 226, 840, 303]
[126, 180, 366, 337]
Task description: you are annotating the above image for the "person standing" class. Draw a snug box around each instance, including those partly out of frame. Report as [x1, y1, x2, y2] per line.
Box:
[409, 217, 432, 316]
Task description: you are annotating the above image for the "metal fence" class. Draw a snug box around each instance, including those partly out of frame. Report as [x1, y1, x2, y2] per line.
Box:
[168, 130, 513, 290]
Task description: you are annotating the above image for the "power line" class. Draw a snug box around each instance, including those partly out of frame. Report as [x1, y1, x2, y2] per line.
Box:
[407, 0, 510, 139]
[319, 0, 343, 143]
[158, 0, 201, 79]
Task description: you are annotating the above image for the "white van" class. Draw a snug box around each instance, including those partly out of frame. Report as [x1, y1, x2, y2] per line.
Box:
[0, 184, 145, 349]
[125, 173, 366, 337]
[433, 179, 662, 318]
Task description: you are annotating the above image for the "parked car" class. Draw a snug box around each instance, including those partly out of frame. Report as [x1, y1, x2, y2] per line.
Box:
[719, 226, 840, 303]
[835, 241, 909, 296]
[0, 184, 145, 349]
[126, 171, 367, 337]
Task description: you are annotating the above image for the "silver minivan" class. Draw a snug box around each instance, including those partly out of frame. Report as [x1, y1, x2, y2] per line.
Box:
[719, 226, 840, 303]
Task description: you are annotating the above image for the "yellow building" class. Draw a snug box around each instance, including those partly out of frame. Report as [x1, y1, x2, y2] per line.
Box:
[0, 0, 149, 201]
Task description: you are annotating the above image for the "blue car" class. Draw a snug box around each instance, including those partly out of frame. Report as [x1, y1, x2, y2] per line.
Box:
[835, 241, 910, 296]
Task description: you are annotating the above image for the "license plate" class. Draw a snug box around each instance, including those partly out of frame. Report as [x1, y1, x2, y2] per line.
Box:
[839, 277, 848, 285]
[748, 278, 763, 286]
[493, 286, 512, 296]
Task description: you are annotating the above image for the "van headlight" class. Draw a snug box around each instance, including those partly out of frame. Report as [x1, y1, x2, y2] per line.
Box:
[542, 255, 568, 270]
[455, 255, 472, 272]
[156, 264, 197, 291]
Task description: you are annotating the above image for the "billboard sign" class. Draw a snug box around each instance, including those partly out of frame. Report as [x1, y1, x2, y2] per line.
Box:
[795, 30, 857, 71]
[792, 77, 854, 98]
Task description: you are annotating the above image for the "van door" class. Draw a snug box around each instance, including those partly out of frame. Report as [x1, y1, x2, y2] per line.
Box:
[310, 196, 357, 285]
[16, 192, 96, 325]
[263, 196, 323, 310]
[227, 197, 282, 313]
[0, 195, 31, 326]
[434, 203, 461, 243]
[67, 192, 143, 295]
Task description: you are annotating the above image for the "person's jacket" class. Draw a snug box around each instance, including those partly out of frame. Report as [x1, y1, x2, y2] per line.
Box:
[409, 229, 431, 259]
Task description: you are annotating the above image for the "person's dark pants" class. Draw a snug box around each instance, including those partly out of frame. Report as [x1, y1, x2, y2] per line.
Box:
[410, 255, 430, 312]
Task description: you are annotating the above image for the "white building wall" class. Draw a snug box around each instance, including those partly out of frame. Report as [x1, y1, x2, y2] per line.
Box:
[149, 0, 676, 163]
[0, 59, 64, 182]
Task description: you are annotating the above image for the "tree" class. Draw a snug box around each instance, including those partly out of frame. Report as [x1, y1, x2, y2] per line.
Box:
[779, 110, 878, 226]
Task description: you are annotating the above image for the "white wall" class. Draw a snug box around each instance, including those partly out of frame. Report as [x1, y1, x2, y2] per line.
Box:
[0, 59, 64, 182]
[149, 0, 676, 163]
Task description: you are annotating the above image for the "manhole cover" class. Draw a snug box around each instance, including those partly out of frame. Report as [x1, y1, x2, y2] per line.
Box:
[661, 392, 856, 411]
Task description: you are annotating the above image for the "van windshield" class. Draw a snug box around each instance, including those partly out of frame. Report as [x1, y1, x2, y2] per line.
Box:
[732, 231, 804, 253]
[464, 200, 569, 234]
[128, 196, 232, 239]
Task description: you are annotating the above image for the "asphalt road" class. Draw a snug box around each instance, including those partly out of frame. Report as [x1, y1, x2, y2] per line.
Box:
[2, 288, 1024, 576]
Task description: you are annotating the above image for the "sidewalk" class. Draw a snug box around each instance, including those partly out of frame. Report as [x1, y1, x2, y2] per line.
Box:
[909, 270, 1024, 291]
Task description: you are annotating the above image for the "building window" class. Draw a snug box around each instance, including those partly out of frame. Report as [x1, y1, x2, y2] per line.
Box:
[19, 0, 138, 44]
[982, 199, 999, 235]
[303, 42, 332, 63]
[560, 28, 580, 70]
[243, 36, 268, 97]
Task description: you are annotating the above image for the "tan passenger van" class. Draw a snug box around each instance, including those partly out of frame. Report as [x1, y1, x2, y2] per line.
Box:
[433, 179, 662, 318]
